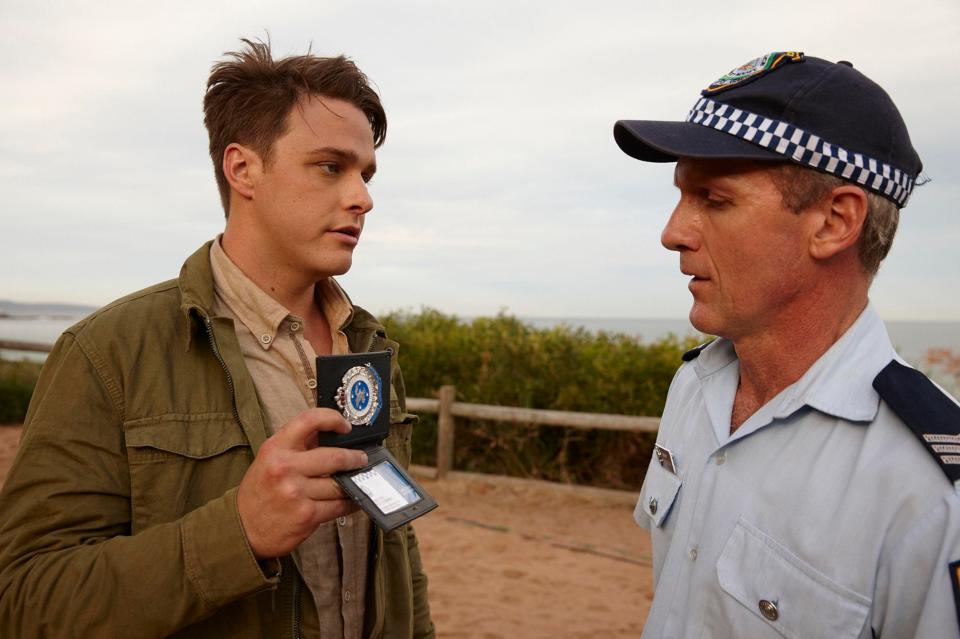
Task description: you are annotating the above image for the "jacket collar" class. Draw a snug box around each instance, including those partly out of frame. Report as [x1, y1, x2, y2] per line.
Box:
[177, 241, 218, 351]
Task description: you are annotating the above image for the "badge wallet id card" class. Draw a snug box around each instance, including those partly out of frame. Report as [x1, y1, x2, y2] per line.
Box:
[316, 351, 438, 531]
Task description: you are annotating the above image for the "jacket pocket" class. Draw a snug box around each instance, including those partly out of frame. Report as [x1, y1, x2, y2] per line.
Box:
[635, 458, 682, 528]
[716, 517, 870, 639]
[124, 414, 252, 532]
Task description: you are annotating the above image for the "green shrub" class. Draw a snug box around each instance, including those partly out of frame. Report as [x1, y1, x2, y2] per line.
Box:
[382, 309, 703, 490]
[0, 358, 43, 425]
[0, 311, 702, 489]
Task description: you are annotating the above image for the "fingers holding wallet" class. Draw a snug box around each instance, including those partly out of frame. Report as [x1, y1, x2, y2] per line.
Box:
[236, 408, 369, 560]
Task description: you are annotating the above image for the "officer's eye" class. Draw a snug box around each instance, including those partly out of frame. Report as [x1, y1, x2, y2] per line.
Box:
[701, 189, 730, 209]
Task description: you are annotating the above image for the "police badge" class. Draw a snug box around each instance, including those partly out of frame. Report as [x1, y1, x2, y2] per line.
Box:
[336, 363, 382, 426]
[316, 350, 438, 531]
[702, 51, 804, 95]
[316, 351, 391, 447]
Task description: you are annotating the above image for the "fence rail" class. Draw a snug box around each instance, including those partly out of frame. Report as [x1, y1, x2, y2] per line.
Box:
[1, 340, 660, 481]
[0, 339, 57, 353]
[408, 385, 659, 478]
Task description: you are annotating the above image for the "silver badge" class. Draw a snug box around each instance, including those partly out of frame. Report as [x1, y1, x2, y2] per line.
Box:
[335, 363, 382, 426]
[654, 444, 677, 475]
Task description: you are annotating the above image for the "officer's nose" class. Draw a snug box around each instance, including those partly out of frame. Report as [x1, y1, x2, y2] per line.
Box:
[661, 198, 700, 253]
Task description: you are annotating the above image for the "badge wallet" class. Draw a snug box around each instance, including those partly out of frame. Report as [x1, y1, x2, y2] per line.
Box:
[316, 351, 438, 531]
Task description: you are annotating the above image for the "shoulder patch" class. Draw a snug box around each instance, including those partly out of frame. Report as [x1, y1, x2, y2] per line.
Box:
[682, 340, 714, 362]
[950, 560, 960, 630]
[873, 359, 960, 483]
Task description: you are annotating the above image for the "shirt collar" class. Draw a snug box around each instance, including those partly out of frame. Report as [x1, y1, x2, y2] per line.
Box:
[694, 302, 895, 440]
[209, 237, 356, 350]
[209, 237, 291, 350]
[316, 276, 353, 333]
[773, 302, 895, 423]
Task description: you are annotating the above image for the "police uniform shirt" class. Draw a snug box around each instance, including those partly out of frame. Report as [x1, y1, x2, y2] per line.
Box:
[635, 303, 960, 638]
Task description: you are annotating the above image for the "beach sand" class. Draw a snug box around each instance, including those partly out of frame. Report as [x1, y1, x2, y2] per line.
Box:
[0, 424, 653, 636]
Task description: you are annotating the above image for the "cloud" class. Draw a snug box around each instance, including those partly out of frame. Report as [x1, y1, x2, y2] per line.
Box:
[1, 0, 958, 321]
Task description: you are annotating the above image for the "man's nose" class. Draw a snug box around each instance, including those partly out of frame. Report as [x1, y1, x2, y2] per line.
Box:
[661, 199, 699, 252]
[346, 174, 373, 216]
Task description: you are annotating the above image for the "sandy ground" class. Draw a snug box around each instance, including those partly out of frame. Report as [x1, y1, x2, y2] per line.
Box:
[0, 425, 653, 637]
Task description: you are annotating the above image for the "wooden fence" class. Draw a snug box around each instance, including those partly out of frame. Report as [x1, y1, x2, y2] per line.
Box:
[0, 339, 55, 353]
[1, 339, 660, 484]
[407, 385, 659, 478]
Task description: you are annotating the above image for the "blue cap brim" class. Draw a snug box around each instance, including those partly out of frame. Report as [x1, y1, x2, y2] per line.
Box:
[614, 120, 786, 163]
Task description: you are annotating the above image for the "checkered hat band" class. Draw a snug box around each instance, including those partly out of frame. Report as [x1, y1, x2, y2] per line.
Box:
[686, 98, 914, 207]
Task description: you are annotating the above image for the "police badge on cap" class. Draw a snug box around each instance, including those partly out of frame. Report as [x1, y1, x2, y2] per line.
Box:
[335, 363, 383, 426]
[703, 51, 804, 94]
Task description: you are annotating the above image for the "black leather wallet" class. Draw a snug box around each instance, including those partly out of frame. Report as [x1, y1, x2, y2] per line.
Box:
[316, 351, 437, 531]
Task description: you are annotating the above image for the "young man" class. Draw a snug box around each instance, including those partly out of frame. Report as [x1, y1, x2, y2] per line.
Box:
[0, 40, 434, 638]
[614, 53, 960, 637]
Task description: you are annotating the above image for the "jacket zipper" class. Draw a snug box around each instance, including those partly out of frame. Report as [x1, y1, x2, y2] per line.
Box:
[202, 315, 242, 427]
[367, 329, 384, 353]
[368, 328, 389, 638]
[206, 316, 300, 634]
[292, 576, 301, 639]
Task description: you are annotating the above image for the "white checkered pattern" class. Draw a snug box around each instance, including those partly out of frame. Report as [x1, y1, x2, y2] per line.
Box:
[686, 97, 915, 207]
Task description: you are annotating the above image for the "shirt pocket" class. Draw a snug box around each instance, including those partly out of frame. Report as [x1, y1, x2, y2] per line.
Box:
[634, 457, 682, 529]
[124, 414, 252, 532]
[716, 517, 870, 639]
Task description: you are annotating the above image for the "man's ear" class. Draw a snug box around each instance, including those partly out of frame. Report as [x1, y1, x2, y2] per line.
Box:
[808, 185, 869, 261]
[223, 143, 262, 201]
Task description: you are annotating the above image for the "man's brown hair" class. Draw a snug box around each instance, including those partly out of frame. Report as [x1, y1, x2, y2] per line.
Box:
[203, 38, 387, 215]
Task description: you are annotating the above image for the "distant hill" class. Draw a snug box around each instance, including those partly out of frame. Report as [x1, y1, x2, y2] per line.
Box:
[0, 300, 97, 319]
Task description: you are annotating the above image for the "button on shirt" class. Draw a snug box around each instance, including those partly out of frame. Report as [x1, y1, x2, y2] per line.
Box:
[210, 239, 369, 639]
[636, 304, 960, 638]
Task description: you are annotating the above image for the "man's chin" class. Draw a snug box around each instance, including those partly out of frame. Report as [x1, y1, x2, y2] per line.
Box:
[688, 306, 721, 337]
[313, 256, 353, 279]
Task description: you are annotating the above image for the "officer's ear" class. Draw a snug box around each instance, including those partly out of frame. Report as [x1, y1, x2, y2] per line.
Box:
[223, 143, 263, 201]
[807, 185, 868, 261]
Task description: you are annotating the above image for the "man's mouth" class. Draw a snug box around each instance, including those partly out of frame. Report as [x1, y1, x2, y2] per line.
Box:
[329, 225, 361, 245]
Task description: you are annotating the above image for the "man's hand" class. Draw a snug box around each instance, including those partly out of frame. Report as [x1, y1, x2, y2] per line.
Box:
[237, 407, 368, 559]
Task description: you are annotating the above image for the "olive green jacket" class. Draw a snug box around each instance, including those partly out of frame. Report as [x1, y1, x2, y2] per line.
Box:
[0, 242, 434, 638]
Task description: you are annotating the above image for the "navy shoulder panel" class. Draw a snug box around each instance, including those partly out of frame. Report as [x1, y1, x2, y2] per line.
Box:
[873, 359, 960, 483]
[682, 340, 714, 362]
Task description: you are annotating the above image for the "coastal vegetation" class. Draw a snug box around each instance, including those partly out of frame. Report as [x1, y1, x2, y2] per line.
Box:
[0, 359, 42, 425]
[380, 309, 702, 490]
[0, 309, 702, 490]
[4, 309, 959, 490]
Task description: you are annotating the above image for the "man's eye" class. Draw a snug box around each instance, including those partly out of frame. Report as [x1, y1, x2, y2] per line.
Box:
[702, 191, 730, 208]
[317, 163, 340, 175]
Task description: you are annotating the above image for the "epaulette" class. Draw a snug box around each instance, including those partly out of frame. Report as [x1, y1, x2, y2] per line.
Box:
[682, 340, 714, 362]
[873, 359, 960, 483]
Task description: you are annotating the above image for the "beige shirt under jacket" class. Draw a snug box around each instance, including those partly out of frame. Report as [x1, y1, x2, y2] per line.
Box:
[210, 238, 369, 639]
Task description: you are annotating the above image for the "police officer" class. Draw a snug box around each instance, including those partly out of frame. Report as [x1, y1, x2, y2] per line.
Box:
[614, 52, 960, 637]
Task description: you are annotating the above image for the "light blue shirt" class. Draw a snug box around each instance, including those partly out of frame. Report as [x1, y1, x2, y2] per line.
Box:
[636, 303, 960, 638]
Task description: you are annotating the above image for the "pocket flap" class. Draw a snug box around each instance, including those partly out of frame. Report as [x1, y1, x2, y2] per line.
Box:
[125, 415, 248, 459]
[717, 518, 870, 639]
[635, 460, 682, 528]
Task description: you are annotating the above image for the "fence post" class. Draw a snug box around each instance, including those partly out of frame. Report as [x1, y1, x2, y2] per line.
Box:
[436, 385, 456, 479]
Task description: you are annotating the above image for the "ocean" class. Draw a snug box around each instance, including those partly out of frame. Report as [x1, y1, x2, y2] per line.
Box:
[2, 314, 958, 366]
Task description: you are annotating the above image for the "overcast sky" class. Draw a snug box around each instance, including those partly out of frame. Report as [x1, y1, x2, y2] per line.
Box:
[2, 0, 958, 320]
